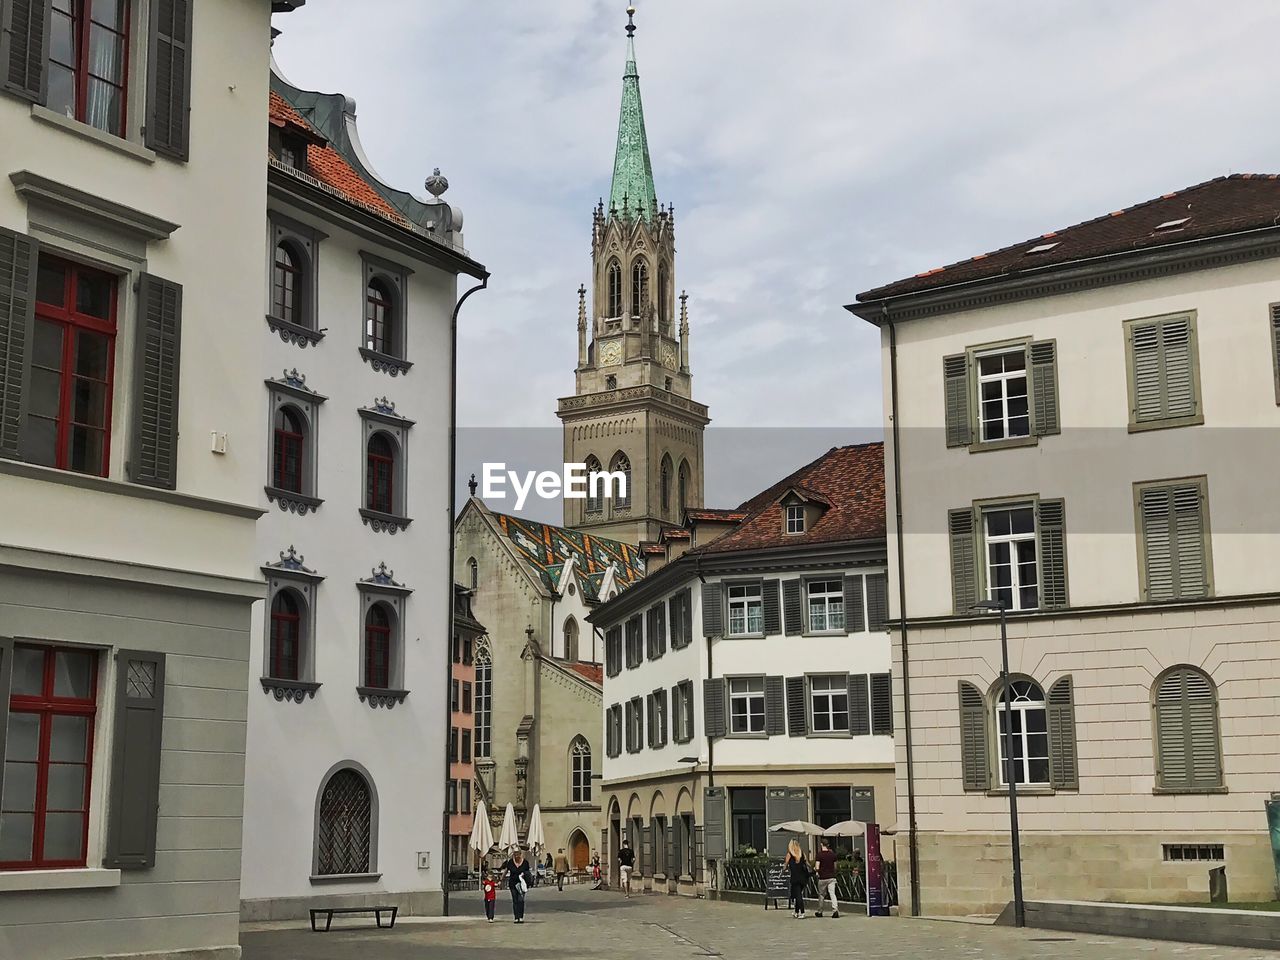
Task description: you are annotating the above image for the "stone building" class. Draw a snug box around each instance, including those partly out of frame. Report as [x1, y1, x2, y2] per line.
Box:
[449, 584, 485, 869]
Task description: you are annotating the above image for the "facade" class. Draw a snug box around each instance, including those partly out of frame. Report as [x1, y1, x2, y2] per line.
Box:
[593, 444, 896, 897]
[238, 62, 486, 920]
[0, 2, 301, 959]
[450, 584, 485, 869]
[851, 174, 1280, 915]
[557, 10, 708, 544]
[454, 497, 644, 870]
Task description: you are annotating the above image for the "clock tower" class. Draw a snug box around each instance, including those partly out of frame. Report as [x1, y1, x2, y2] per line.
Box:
[558, 6, 708, 544]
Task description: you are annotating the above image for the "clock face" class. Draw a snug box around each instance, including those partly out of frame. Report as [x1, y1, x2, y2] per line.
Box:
[599, 340, 623, 366]
[660, 343, 678, 369]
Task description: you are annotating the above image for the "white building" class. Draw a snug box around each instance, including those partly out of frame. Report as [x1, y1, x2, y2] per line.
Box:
[850, 173, 1280, 915]
[592, 445, 896, 897]
[0, 2, 300, 958]
[237, 60, 486, 919]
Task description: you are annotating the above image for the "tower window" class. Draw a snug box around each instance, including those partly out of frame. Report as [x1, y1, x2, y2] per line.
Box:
[678, 460, 690, 512]
[611, 452, 632, 510]
[606, 375, 617, 390]
[606, 259, 622, 319]
[660, 455, 673, 515]
[659, 262, 670, 331]
[584, 455, 604, 514]
[631, 259, 649, 318]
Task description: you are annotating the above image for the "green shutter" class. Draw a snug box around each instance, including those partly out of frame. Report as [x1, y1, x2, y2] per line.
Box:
[1130, 321, 1162, 421]
[959, 681, 990, 791]
[782, 579, 802, 635]
[1131, 316, 1197, 423]
[145, 0, 193, 160]
[1139, 485, 1174, 600]
[1047, 676, 1078, 789]
[104, 650, 166, 869]
[949, 507, 978, 614]
[0, 227, 37, 459]
[785, 675, 807, 737]
[2, 0, 49, 103]
[702, 787, 726, 859]
[0, 638, 12, 815]
[1139, 481, 1208, 601]
[848, 674, 870, 736]
[1271, 304, 1280, 405]
[1030, 339, 1060, 435]
[866, 573, 889, 631]
[870, 673, 893, 735]
[701, 582, 722, 637]
[1172, 483, 1209, 599]
[1160, 317, 1196, 418]
[703, 678, 726, 739]
[129, 274, 182, 489]
[761, 579, 781, 635]
[843, 574, 865, 633]
[1037, 499, 1068, 609]
[764, 675, 786, 736]
[943, 353, 972, 447]
[1155, 669, 1222, 791]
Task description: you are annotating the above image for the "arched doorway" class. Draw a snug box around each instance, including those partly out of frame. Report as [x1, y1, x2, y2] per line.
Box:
[568, 828, 590, 871]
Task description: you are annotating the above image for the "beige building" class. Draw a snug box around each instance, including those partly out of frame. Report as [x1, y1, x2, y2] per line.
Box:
[850, 174, 1280, 916]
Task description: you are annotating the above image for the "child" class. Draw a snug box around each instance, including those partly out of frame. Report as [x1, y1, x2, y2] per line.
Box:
[482, 871, 497, 922]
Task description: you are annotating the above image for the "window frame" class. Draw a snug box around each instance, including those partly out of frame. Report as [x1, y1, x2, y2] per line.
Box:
[807, 672, 850, 738]
[264, 375, 325, 512]
[1123, 311, 1204, 433]
[606, 258, 623, 319]
[1151, 665, 1225, 794]
[570, 736, 592, 804]
[804, 578, 846, 634]
[625, 616, 643, 669]
[973, 344, 1031, 444]
[981, 502, 1040, 612]
[358, 404, 413, 532]
[626, 696, 644, 754]
[1133, 476, 1214, 602]
[646, 602, 666, 660]
[672, 680, 695, 744]
[46, 0, 133, 139]
[266, 213, 324, 344]
[785, 504, 805, 535]
[993, 677, 1051, 787]
[260, 552, 323, 700]
[363, 603, 394, 691]
[473, 640, 492, 758]
[312, 761, 379, 879]
[726, 675, 766, 738]
[359, 254, 412, 374]
[611, 451, 632, 511]
[356, 574, 410, 704]
[726, 582, 764, 638]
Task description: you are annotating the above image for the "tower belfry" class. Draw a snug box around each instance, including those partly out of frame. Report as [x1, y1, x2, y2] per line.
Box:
[558, 5, 709, 545]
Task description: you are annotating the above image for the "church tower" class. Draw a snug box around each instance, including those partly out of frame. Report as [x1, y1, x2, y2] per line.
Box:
[558, 6, 709, 544]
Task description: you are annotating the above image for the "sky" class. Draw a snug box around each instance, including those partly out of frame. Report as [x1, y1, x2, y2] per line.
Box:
[272, 0, 1280, 520]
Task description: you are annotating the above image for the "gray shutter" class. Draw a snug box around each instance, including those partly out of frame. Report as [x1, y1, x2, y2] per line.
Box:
[1156, 669, 1221, 791]
[785, 676, 807, 737]
[145, 0, 194, 160]
[1140, 482, 1208, 601]
[702, 787, 725, 859]
[642, 823, 653, 876]
[1047, 676, 1078, 789]
[1187, 674, 1223, 790]
[1160, 316, 1195, 418]
[1030, 339, 1060, 436]
[703, 678, 726, 739]
[761, 579, 780, 635]
[682, 589, 693, 647]
[701, 582, 722, 637]
[865, 573, 889, 631]
[667, 822, 678, 877]
[670, 684, 682, 743]
[782, 579, 802, 635]
[0, 638, 12, 812]
[843, 574, 864, 633]
[0, 227, 37, 459]
[765, 788, 789, 856]
[870, 673, 893, 735]
[949, 507, 978, 614]
[104, 650, 167, 869]
[764, 675, 785, 736]
[1172, 483, 1208, 599]
[943, 353, 972, 447]
[848, 674, 870, 736]
[646, 695, 654, 748]
[1139, 485, 1174, 601]
[1272, 303, 1280, 405]
[1, 0, 49, 103]
[129, 274, 182, 489]
[959, 681, 990, 792]
[1130, 320, 1160, 420]
[1037, 499, 1068, 609]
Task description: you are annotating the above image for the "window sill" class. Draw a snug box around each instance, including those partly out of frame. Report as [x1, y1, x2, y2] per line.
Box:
[802, 630, 847, 639]
[261, 678, 321, 703]
[724, 632, 766, 640]
[266, 314, 325, 348]
[357, 686, 409, 709]
[1128, 414, 1205, 434]
[805, 731, 853, 739]
[726, 732, 769, 740]
[0, 867, 121, 892]
[967, 434, 1039, 453]
[310, 872, 382, 886]
[1153, 785, 1228, 796]
[359, 508, 413, 534]
[985, 787, 1056, 797]
[265, 486, 324, 516]
[30, 105, 156, 164]
[359, 347, 413, 377]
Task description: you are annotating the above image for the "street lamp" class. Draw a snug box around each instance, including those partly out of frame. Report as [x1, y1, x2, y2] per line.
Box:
[971, 598, 1025, 928]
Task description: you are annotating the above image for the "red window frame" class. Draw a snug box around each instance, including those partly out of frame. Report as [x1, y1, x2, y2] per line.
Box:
[269, 592, 301, 681]
[272, 408, 304, 493]
[365, 607, 391, 690]
[272, 244, 304, 327]
[48, 0, 131, 137]
[365, 280, 394, 355]
[31, 257, 118, 477]
[366, 435, 395, 514]
[1, 645, 99, 871]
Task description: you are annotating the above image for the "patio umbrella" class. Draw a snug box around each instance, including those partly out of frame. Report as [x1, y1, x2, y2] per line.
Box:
[469, 800, 495, 856]
[497, 802, 520, 852]
[526, 802, 547, 853]
[821, 820, 867, 838]
[769, 820, 826, 835]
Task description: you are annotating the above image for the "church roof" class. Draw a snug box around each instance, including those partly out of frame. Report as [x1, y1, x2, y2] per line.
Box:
[490, 512, 645, 601]
[609, 13, 658, 221]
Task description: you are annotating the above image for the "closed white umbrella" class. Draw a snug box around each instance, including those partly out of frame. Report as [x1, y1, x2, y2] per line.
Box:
[498, 802, 520, 852]
[526, 803, 546, 853]
[469, 800, 495, 856]
[821, 820, 867, 838]
[769, 820, 826, 836]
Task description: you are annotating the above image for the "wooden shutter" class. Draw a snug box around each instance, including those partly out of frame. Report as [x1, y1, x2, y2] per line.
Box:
[764, 675, 786, 736]
[958, 681, 990, 791]
[702, 678, 726, 739]
[129, 274, 182, 489]
[642, 823, 653, 876]
[1155, 669, 1221, 791]
[782, 579, 802, 635]
[104, 650, 167, 869]
[0, 227, 37, 459]
[948, 507, 978, 614]
[681, 589, 693, 647]
[785, 676, 807, 737]
[870, 673, 893, 735]
[843, 574, 865, 633]
[145, 0, 194, 160]
[646, 695, 654, 748]
[1130, 320, 1162, 421]
[1131, 316, 1196, 422]
[667, 822, 678, 878]
[1140, 482, 1208, 601]
[701, 582, 722, 637]
[1047, 676, 1078, 789]
[1029, 339, 1060, 436]
[0, 638, 12, 811]
[761, 579, 780, 635]
[848, 674, 870, 736]
[1271, 304, 1280, 405]
[1160, 316, 1196, 418]
[702, 787, 726, 859]
[1, 0, 49, 103]
[1172, 483, 1208, 599]
[865, 573, 889, 631]
[1037, 499, 1068, 609]
[943, 353, 972, 447]
[606, 706, 615, 757]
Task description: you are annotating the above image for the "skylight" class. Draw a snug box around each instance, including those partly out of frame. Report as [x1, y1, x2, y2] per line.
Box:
[1026, 242, 1059, 254]
[1153, 217, 1191, 232]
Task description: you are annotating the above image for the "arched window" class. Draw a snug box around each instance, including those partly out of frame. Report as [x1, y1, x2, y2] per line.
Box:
[468, 557, 479, 591]
[364, 604, 393, 690]
[678, 460, 690, 513]
[474, 641, 492, 758]
[660, 454, 673, 515]
[606, 259, 622, 319]
[273, 243, 305, 327]
[658, 261, 670, 332]
[995, 679, 1048, 786]
[273, 406, 306, 493]
[1154, 667, 1222, 791]
[584, 455, 604, 514]
[631, 258, 649, 318]
[315, 766, 375, 876]
[564, 616, 579, 661]
[366, 433, 395, 513]
[269, 590, 303, 681]
[570, 736, 592, 803]
[365, 278, 395, 355]
[612, 452, 632, 510]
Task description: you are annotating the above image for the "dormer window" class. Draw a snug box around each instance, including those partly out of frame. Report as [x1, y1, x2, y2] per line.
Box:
[278, 133, 309, 173]
[785, 504, 806, 534]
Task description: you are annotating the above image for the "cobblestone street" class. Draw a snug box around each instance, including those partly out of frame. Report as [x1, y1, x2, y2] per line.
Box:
[240, 887, 1276, 960]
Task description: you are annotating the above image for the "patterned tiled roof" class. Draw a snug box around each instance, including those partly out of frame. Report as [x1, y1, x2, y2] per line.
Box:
[492, 512, 644, 601]
[563, 662, 605, 685]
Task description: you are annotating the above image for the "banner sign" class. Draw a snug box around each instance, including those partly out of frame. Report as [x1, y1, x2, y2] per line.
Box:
[865, 823, 887, 917]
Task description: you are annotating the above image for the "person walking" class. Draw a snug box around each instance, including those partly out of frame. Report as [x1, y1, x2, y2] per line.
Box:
[481, 871, 498, 922]
[784, 839, 813, 918]
[591, 855, 602, 889]
[617, 840, 636, 898]
[501, 849, 535, 923]
[553, 848, 570, 891]
[813, 838, 840, 918]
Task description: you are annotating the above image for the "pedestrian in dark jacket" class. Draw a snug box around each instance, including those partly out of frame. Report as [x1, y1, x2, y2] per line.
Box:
[501, 849, 536, 923]
[784, 839, 812, 918]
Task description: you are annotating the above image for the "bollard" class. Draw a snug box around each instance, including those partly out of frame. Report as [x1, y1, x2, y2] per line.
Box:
[1209, 865, 1228, 904]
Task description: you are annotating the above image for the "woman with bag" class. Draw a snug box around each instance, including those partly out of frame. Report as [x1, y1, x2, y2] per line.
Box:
[501, 849, 536, 923]
[784, 839, 813, 918]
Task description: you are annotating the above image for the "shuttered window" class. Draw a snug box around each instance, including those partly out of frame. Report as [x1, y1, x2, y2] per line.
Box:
[144, 0, 193, 160]
[3, 0, 50, 102]
[1271, 303, 1280, 405]
[128, 273, 182, 489]
[606, 704, 622, 758]
[1047, 676, 1079, 789]
[646, 602, 666, 660]
[958, 681, 990, 791]
[702, 678, 726, 739]
[668, 590, 692, 649]
[944, 340, 1059, 449]
[1126, 313, 1201, 428]
[1136, 478, 1211, 601]
[870, 672, 893, 735]
[727, 676, 765, 735]
[1154, 667, 1223, 792]
[843, 574, 865, 633]
[952, 499, 1070, 613]
[104, 649, 165, 869]
[808, 674, 847, 733]
[604, 626, 621, 678]
[625, 616, 642, 668]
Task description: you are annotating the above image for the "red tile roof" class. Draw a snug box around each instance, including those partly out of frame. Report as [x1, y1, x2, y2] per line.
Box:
[562, 661, 604, 685]
[684, 508, 748, 523]
[694, 443, 886, 555]
[857, 174, 1280, 302]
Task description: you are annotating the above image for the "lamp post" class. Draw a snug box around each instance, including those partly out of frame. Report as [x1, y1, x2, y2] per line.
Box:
[972, 598, 1025, 928]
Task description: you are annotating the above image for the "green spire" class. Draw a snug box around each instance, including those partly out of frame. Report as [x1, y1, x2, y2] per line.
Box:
[609, 7, 657, 221]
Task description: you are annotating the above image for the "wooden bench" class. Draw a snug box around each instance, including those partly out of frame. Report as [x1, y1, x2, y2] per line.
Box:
[309, 905, 398, 932]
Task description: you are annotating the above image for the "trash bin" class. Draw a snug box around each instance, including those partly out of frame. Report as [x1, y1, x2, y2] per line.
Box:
[1209, 865, 1228, 904]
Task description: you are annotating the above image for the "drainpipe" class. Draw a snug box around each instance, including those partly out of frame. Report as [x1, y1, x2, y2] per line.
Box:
[442, 273, 489, 917]
[886, 310, 921, 918]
